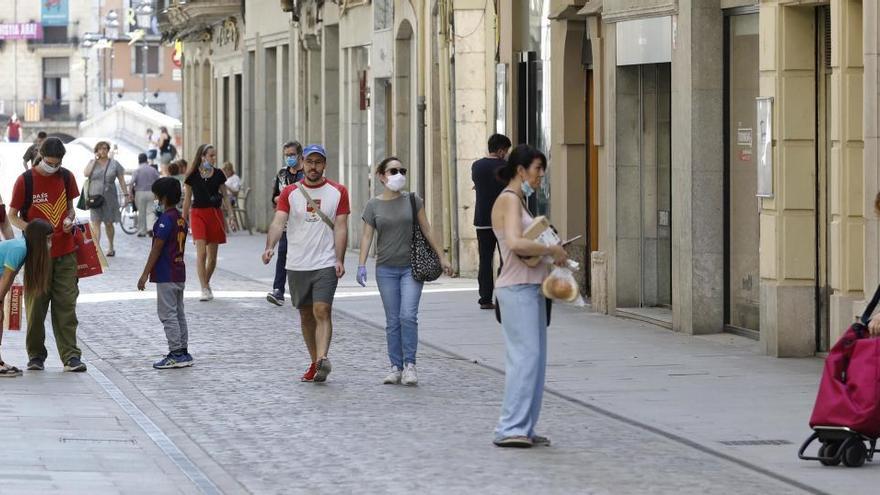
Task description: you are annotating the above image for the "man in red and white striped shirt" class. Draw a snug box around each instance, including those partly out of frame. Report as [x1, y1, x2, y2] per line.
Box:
[262, 144, 350, 383]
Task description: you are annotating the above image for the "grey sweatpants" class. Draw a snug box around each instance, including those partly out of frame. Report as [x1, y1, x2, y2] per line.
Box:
[157, 282, 188, 352]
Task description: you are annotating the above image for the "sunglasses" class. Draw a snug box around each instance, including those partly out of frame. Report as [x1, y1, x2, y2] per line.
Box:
[387, 167, 407, 176]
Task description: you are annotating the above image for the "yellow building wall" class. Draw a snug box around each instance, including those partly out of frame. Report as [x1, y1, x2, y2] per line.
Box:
[758, 0, 865, 354]
[828, 0, 864, 343]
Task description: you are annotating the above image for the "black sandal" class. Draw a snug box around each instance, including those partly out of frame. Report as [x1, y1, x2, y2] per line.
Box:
[493, 436, 533, 448]
[106, 250, 115, 257]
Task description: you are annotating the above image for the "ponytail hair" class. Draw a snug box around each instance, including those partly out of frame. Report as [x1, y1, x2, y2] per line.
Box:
[497, 144, 540, 184]
[188, 144, 214, 178]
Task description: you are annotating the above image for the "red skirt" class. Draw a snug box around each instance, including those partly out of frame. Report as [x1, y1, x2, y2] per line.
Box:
[190, 207, 227, 244]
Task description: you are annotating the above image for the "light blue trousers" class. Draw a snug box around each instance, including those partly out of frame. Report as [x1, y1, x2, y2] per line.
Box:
[494, 284, 547, 440]
[376, 265, 424, 368]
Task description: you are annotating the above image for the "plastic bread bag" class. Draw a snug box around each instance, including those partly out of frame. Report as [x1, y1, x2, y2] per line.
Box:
[541, 266, 585, 307]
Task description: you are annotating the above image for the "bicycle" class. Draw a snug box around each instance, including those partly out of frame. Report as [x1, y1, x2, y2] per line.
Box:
[119, 186, 162, 236]
[120, 201, 138, 235]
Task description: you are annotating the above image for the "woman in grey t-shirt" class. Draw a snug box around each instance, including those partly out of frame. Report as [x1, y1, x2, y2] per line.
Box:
[357, 157, 452, 386]
[83, 141, 129, 257]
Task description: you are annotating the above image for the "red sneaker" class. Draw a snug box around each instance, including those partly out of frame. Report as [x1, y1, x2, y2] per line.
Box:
[300, 362, 317, 382]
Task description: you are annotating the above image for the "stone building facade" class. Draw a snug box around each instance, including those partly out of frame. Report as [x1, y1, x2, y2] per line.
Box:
[0, 0, 97, 136]
[161, 0, 880, 358]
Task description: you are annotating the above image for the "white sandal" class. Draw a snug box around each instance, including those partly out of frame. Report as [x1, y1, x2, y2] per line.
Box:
[0, 361, 22, 377]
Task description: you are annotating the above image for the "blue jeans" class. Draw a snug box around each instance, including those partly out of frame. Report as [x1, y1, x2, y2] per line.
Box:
[376, 265, 424, 368]
[494, 284, 547, 440]
[272, 232, 288, 297]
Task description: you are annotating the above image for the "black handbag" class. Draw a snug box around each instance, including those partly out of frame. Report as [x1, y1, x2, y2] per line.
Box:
[409, 193, 443, 282]
[86, 161, 109, 209]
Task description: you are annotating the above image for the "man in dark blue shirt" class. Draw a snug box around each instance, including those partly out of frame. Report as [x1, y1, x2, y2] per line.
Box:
[267, 141, 304, 306]
[471, 134, 511, 310]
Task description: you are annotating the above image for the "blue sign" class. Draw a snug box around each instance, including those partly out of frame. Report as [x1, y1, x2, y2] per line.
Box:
[41, 0, 69, 27]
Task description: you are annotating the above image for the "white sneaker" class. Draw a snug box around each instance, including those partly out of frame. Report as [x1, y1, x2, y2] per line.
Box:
[199, 287, 212, 301]
[401, 363, 418, 386]
[206, 287, 214, 301]
[383, 366, 401, 385]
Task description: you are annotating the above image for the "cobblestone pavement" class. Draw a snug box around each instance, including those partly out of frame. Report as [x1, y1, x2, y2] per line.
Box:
[66, 236, 817, 495]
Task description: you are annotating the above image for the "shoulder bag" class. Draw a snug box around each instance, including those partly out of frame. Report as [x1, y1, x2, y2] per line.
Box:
[409, 193, 443, 282]
[86, 160, 109, 209]
[298, 181, 335, 230]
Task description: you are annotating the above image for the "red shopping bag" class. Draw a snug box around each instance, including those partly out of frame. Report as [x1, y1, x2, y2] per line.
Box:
[2, 283, 23, 331]
[75, 224, 103, 278]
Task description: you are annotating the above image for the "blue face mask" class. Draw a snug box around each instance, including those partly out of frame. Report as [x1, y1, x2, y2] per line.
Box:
[521, 180, 535, 197]
[200, 161, 212, 171]
[285, 156, 297, 168]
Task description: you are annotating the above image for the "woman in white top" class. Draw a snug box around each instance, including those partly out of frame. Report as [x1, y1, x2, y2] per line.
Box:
[146, 128, 160, 164]
[222, 162, 241, 202]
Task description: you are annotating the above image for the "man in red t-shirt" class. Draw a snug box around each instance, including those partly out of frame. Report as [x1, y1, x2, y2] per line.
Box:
[7, 137, 86, 372]
[262, 144, 350, 383]
[6, 115, 21, 142]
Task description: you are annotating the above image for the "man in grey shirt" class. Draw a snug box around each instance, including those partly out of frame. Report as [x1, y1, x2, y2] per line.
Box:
[130, 153, 161, 237]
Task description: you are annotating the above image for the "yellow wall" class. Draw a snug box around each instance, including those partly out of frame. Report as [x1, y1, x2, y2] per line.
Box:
[758, 0, 865, 354]
[828, 0, 864, 342]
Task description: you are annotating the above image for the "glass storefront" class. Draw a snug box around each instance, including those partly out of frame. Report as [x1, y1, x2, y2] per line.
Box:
[725, 12, 760, 333]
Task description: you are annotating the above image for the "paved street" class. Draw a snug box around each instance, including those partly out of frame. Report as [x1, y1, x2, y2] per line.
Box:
[1, 232, 876, 494]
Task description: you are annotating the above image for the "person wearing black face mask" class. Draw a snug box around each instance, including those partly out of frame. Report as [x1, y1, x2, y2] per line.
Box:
[267, 140, 304, 306]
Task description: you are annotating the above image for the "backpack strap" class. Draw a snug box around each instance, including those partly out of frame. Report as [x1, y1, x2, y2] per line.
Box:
[19, 168, 73, 222]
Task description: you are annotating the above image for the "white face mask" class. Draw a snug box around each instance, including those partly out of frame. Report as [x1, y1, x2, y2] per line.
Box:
[38, 162, 59, 175]
[385, 173, 407, 192]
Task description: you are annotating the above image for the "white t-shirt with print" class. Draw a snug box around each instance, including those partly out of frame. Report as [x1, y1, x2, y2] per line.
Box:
[276, 179, 351, 271]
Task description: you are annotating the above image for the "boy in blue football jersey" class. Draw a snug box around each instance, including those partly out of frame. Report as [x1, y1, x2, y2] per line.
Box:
[138, 178, 192, 369]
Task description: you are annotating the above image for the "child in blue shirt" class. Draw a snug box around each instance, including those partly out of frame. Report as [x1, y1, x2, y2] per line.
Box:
[137, 178, 192, 369]
[0, 219, 54, 376]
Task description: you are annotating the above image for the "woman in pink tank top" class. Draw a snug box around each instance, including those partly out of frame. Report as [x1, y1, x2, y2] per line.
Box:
[490, 144, 569, 449]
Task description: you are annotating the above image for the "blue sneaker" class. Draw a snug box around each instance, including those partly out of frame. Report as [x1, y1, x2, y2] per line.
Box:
[153, 353, 194, 369]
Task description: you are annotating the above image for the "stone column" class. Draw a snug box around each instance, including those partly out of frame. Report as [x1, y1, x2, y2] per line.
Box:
[758, 2, 817, 356]
[670, 0, 725, 335]
[828, 0, 864, 343]
[252, 35, 269, 229]
[452, 6, 491, 277]
[863, 0, 880, 308]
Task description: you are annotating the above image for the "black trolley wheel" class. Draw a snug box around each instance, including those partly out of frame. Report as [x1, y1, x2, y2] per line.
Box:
[818, 442, 842, 466]
[843, 440, 868, 468]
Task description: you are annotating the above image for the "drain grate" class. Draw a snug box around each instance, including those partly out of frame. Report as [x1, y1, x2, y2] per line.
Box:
[719, 439, 792, 446]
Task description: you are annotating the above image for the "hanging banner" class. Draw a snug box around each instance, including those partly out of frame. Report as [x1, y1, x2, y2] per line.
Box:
[756, 97, 774, 198]
[41, 0, 69, 26]
[0, 23, 43, 40]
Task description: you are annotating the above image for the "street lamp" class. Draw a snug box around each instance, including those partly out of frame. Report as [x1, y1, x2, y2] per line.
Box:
[80, 33, 101, 119]
[136, 1, 155, 107]
[104, 10, 120, 110]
